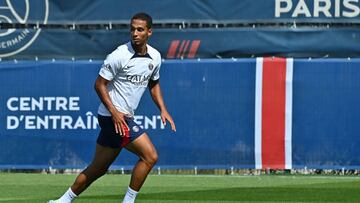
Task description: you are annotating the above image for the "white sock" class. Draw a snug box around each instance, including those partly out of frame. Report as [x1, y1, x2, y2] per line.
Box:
[57, 188, 77, 203]
[122, 186, 138, 203]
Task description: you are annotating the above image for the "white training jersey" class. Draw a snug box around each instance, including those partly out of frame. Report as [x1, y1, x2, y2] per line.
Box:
[97, 42, 161, 117]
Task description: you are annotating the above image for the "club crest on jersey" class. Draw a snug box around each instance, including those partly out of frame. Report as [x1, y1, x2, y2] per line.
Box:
[148, 63, 154, 70]
[132, 126, 140, 133]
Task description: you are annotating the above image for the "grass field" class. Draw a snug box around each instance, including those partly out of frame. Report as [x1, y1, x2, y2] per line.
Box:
[1, 173, 360, 203]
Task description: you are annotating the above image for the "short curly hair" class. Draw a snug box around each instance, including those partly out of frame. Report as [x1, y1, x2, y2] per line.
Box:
[131, 12, 152, 29]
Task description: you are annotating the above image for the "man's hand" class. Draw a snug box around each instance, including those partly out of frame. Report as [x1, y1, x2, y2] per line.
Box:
[111, 110, 129, 136]
[95, 75, 129, 136]
[161, 110, 176, 132]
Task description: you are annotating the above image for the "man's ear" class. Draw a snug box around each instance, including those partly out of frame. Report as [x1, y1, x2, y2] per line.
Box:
[148, 28, 152, 37]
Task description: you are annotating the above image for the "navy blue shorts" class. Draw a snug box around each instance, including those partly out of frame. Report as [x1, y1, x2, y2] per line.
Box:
[97, 115, 145, 148]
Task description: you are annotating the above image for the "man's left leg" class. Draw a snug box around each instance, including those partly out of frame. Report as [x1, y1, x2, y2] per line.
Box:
[122, 133, 158, 202]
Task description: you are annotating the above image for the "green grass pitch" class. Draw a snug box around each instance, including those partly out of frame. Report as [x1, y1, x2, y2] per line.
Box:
[1, 173, 360, 202]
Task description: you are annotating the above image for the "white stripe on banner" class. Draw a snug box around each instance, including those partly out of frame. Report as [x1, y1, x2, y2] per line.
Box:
[285, 58, 293, 169]
[255, 57, 263, 169]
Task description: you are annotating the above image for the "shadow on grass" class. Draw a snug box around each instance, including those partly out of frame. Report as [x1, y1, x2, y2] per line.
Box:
[81, 186, 360, 202]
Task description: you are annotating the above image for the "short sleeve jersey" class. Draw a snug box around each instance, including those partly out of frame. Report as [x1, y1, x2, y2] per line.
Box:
[98, 42, 161, 117]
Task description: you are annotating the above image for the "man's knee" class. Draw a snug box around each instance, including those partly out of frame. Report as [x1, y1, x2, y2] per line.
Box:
[142, 151, 158, 167]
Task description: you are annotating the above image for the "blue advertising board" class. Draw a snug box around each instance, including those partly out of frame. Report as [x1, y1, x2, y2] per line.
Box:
[2, 28, 360, 60]
[0, 1, 358, 59]
[1, 59, 360, 169]
[0, 60, 256, 169]
[6, 0, 360, 24]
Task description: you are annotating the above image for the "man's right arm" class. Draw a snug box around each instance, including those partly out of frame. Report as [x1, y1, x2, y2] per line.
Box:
[94, 75, 128, 136]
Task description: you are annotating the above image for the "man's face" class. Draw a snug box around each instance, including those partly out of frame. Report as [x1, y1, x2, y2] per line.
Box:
[130, 19, 152, 46]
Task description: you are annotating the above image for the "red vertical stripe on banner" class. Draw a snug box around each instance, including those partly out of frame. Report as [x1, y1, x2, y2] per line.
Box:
[177, 40, 186, 58]
[180, 40, 191, 58]
[262, 57, 286, 169]
[187, 40, 201, 58]
[166, 40, 180, 58]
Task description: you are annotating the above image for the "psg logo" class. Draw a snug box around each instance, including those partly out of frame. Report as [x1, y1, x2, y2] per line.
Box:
[132, 126, 140, 133]
[0, 0, 49, 58]
[148, 63, 154, 70]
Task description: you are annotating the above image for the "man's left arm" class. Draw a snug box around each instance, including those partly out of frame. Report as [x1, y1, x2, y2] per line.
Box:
[148, 79, 176, 132]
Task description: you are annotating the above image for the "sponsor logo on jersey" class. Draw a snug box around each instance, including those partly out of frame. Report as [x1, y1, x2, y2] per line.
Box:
[126, 74, 151, 85]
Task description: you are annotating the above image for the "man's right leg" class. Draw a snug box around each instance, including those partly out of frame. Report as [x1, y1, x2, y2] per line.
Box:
[120, 133, 158, 203]
[49, 144, 121, 203]
[125, 133, 158, 192]
[71, 144, 121, 194]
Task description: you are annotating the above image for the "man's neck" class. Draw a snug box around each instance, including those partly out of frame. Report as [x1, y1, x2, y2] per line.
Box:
[131, 43, 147, 55]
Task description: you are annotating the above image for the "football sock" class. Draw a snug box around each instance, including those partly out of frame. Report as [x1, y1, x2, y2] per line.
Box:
[57, 188, 77, 203]
[122, 186, 138, 203]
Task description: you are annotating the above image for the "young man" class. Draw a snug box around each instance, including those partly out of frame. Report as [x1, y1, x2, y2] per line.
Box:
[48, 12, 176, 203]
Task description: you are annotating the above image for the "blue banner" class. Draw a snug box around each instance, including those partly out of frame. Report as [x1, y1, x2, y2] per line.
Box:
[292, 59, 360, 169]
[1, 59, 360, 169]
[0, 0, 358, 59]
[2, 28, 359, 59]
[0, 60, 256, 169]
[16, 0, 360, 24]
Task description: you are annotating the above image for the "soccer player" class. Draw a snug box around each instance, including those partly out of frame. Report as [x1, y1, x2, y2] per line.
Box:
[48, 12, 176, 203]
